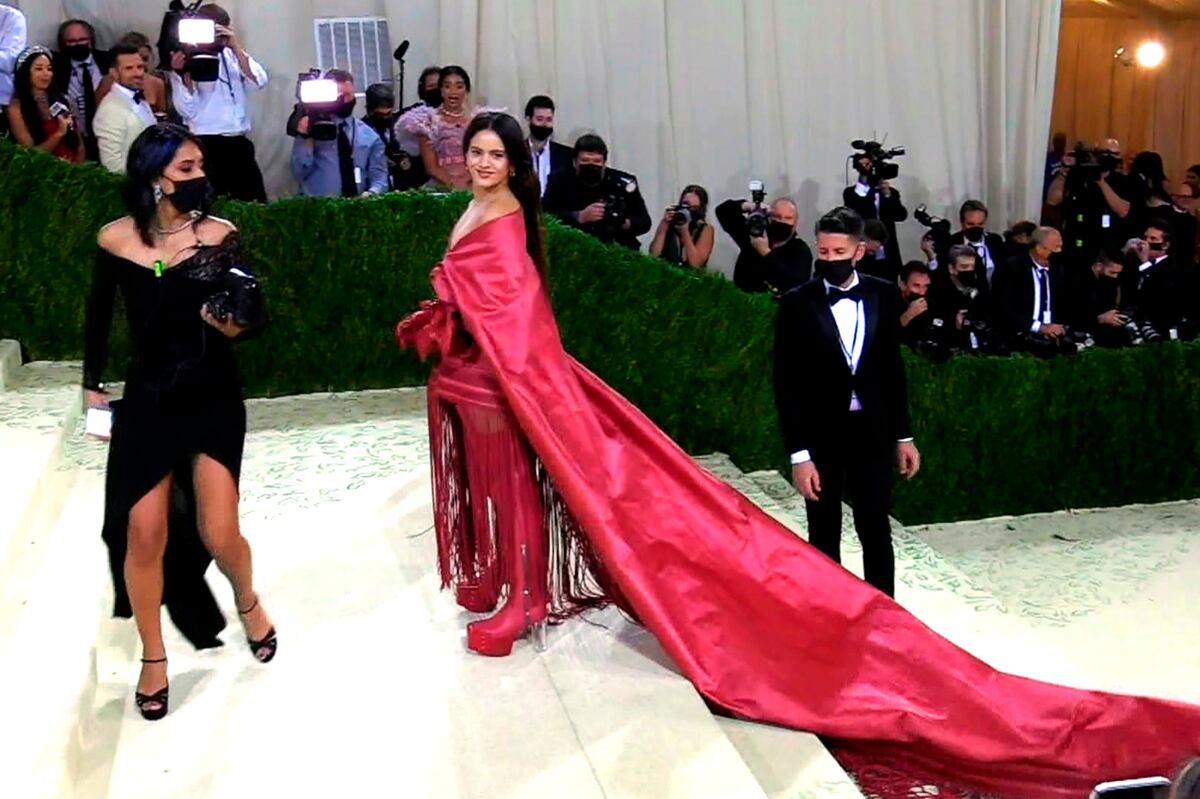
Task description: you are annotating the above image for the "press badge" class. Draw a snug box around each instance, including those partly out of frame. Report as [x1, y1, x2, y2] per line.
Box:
[354, 167, 362, 186]
[1101, 214, 1112, 229]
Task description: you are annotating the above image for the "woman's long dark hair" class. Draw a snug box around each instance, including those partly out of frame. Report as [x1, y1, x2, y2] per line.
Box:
[13, 53, 77, 149]
[462, 111, 548, 280]
[124, 123, 209, 246]
[1131, 151, 1170, 202]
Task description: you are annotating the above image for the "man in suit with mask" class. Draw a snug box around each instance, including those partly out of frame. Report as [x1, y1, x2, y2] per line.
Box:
[948, 199, 1006, 286]
[543, 133, 652, 250]
[715, 194, 814, 294]
[773, 207, 921, 597]
[52, 19, 110, 162]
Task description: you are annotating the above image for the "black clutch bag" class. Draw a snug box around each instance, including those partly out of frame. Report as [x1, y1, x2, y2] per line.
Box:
[205, 266, 264, 331]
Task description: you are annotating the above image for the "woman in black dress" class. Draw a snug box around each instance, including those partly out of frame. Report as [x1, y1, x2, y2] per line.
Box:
[84, 124, 276, 720]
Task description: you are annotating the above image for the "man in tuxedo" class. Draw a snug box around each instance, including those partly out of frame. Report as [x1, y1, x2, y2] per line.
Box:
[524, 95, 572, 198]
[949, 200, 1006, 286]
[93, 42, 155, 174]
[843, 158, 908, 283]
[52, 19, 110, 163]
[992, 227, 1069, 353]
[774, 207, 921, 597]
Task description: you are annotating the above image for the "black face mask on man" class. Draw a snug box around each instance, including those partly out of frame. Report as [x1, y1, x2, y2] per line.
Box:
[163, 176, 213, 215]
[964, 226, 985, 244]
[578, 163, 604, 186]
[815, 257, 856, 286]
[955, 269, 977, 287]
[529, 124, 553, 142]
[334, 98, 357, 119]
[421, 88, 442, 108]
[767, 221, 794, 245]
[67, 43, 92, 62]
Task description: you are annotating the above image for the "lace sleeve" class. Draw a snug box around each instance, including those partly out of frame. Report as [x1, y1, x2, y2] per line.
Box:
[398, 105, 435, 139]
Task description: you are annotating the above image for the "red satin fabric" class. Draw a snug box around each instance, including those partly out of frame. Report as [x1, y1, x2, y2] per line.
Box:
[402, 211, 1200, 799]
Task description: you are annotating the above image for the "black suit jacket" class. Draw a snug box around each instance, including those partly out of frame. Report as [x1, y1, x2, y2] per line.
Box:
[842, 184, 908, 281]
[542, 166, 652, 250]
[51, 50, 111, 160]
[991, 255, 1067, 339]
[774, 275, 912, 459]
[546, 140, 572, 176]
[948, 230, 1006, 284]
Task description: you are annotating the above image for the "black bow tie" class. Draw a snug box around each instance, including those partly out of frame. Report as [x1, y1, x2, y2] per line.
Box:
[828, 285, 866, 305]
[132, 90, 146, 105]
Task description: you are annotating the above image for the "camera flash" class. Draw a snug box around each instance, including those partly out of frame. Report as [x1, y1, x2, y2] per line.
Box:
[299, 79, 340, 104]
[178, 18, 216, 46]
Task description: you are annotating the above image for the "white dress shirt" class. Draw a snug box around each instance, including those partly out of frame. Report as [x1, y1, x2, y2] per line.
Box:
[971, 239, 996, 284]
[67, 55, 103, 133]
[0, 7, 27, 107]
[791, 274, 912, 465]
[1029, 258, 1053, 333]
[94, 83, 156, 173]
[530, 139, 552, 197]
[1139, 254, 1169, 274]
[169, 49, 268, 136]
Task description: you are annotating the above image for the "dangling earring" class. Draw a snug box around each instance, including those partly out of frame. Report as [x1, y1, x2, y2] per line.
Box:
[509, 169, 516, 178]
[153, 184, 164, 203]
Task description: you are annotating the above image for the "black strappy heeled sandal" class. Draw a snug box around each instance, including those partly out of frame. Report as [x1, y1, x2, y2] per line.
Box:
[135, 657, 169, 721]
[238, 597, 278, 663]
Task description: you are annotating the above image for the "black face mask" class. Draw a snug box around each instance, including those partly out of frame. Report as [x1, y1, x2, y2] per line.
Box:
[815, 258, 856, 286]
[365, 114, 391, 131]
[529, 124, 553, 142]
[963, 226, 985, 244]
[334, 98, 357, 119]
[955, 269, 977, 287]
[1148, 241, 1166, 253]
[421, 89, 442, 108]
[578, 163, 604, 186]
[165, 176, 213, 215]
[67, 43, 92, 62]
[767, 221, 794, 245]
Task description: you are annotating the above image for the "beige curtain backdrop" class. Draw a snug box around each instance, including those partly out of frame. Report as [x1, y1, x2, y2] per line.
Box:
[1052, 17, 1200, 186]
[18, 0, 1061, 274]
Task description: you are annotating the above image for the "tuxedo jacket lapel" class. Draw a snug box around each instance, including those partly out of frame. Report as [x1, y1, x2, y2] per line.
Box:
[863, 284, 880, 359]
[809, 289, 851, 373]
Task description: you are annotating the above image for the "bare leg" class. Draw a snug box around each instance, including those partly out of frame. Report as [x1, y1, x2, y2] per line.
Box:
[193, 455, 273, 646]
[125, 474, 172, 703]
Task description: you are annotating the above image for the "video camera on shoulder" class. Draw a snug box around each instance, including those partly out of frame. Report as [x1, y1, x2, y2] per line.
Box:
[286, 70, 340, 141]
[1065, 143, 1122, 194]
[851, 138, 905, 186]
[158, 1, 227, 83]
[746, 179, 769, 238]
[603, 173, 638, 228]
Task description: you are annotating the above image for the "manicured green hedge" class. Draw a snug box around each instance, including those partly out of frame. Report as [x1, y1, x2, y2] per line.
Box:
[3, 142, 1199, 524]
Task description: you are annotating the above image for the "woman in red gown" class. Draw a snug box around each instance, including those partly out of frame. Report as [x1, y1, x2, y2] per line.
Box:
[397, 112, 1200, 799]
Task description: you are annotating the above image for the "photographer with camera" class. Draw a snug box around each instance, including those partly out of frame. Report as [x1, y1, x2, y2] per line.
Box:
[166, 4, 268, 202]
[1067, 249, 1137, 348]
[897, 260, 933, 348]
[843, 141, 908, 282]
[1046, 138, 1135, 262]
[715, 185, 813, 294]
[290, 70, 387, 198]
[949, 200, 1006, 286]
[992, 227, 1073, 355]
[543, 133, 652, 250]
[650, 184, 715, 269]
[928, 244, 994, 353]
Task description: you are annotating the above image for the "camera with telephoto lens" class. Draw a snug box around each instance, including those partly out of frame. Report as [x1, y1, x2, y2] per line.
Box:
[159, 1, 226, 83]
[285, 69, 340, 141]
[851, 139, 905, 185]
[914, 203, 953, 254]
[746, 179, 770, 238]
[204, 267, 263, 330]
[603, 173, 638, 228]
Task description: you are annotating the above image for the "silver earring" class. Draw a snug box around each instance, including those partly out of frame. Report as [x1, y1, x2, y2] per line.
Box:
[153, 184, 164, 202]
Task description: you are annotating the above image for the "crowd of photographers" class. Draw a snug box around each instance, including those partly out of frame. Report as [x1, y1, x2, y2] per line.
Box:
[4, 5, 1200, 361]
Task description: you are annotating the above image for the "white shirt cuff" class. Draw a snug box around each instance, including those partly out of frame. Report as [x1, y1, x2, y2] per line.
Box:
[854, 182, 870, 198]
[1031, 320, 1042, 334]
[790, 450, 812, 465]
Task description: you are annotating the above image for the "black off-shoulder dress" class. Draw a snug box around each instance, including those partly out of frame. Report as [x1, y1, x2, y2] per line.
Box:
[84, 233, 263, 649]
